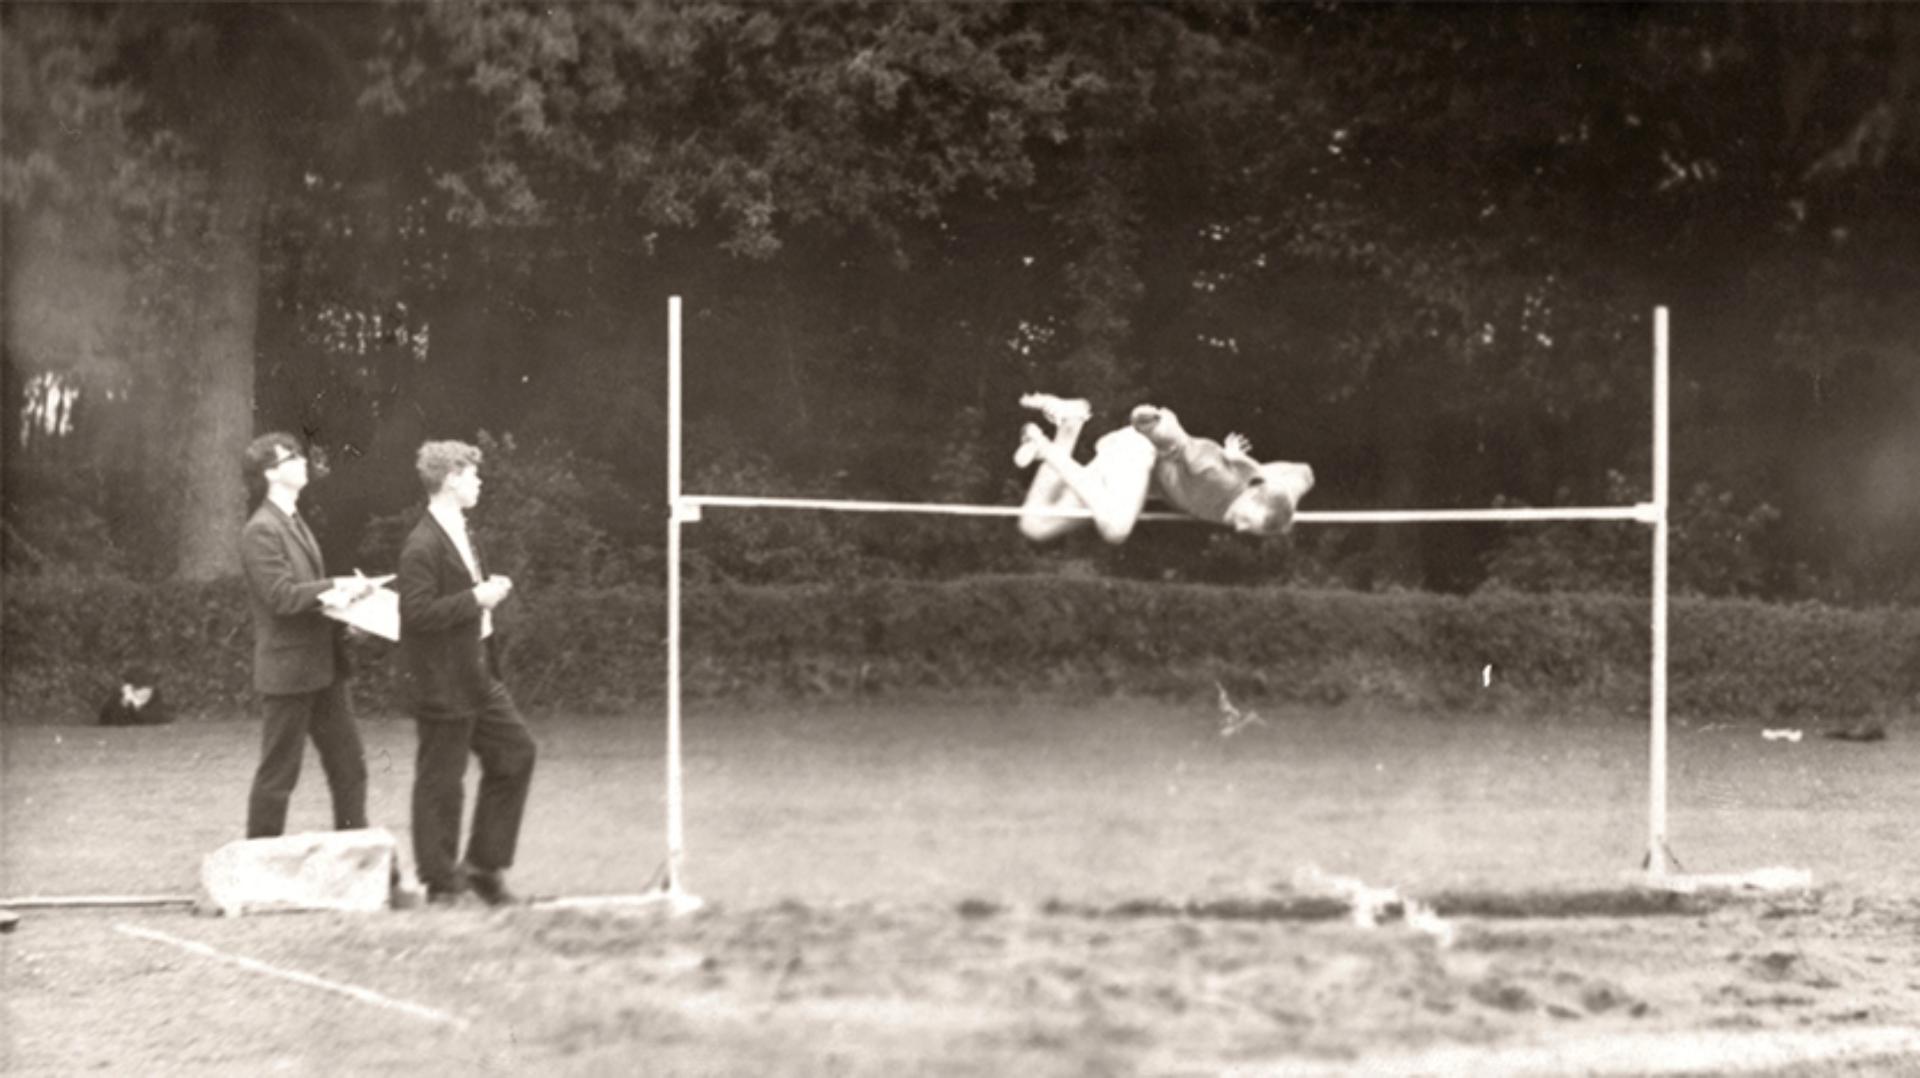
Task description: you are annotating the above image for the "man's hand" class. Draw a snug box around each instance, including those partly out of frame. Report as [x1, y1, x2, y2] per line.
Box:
[322, 574, 376, 608]
[474, 575, 514, 610]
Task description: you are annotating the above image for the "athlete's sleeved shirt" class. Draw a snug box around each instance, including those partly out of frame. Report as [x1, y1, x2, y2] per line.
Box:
[1149, 436, 1259, 524]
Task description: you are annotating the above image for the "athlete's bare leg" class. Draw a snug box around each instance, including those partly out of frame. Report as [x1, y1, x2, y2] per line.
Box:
[1016, 394, 1094, 541]
[1016, 394, 1155, 544]
[1014, 394, 1090, 468]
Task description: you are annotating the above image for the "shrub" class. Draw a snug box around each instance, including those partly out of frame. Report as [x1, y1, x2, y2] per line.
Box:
[2, 570, 255, 720]
[679, 448, 866, 584]
[1482, 471, 1781, 597]
[1, 491, 128, 576]
[358, 431, 641, 588]
[7, 572, 1918, 723]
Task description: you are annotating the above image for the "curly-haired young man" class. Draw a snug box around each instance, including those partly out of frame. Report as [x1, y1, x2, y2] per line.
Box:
[397, 440, 536, 907]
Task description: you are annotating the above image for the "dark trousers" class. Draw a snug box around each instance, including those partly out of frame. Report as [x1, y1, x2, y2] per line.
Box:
[411, 681, 536, 892]
[246, 682, 369, 838]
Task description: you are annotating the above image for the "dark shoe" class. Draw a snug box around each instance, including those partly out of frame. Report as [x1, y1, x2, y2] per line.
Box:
[462, 863, 520, 907]
[424, 871, 470, 908]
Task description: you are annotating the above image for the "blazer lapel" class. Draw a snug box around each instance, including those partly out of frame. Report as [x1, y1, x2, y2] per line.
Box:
[293, 515, 324, 573]
[273, 503, 324, 578]
[425, 511, 476, 583]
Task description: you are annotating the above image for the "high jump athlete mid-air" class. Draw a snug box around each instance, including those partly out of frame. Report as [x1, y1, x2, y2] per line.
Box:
[1014, 393, 1315, 544]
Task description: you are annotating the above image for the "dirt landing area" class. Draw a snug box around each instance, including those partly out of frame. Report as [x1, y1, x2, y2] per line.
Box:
[13, 885, 1920, 1076]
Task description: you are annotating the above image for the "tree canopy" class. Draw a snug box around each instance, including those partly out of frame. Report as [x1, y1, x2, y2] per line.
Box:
[6, 2, 1920, 599]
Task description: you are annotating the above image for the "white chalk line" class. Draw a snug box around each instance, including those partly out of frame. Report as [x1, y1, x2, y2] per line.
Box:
[114, 923, 471, 1031]
[1226, 1025, 1920, 1077]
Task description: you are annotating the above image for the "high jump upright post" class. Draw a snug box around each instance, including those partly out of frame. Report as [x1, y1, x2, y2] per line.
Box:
[665, 295, 689, 896]
[1647, 305, 1674, 877]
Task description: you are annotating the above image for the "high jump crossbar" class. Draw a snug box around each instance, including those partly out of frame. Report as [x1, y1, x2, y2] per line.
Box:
[659, 299, 1681, 901]
[679, 495, 1656, 526]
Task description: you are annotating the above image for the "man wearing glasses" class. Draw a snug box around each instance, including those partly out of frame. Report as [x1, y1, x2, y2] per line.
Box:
[238, 432, 375, 839]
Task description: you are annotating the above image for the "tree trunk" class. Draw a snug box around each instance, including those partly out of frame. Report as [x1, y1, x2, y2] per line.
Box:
[173, 94, 267, 580]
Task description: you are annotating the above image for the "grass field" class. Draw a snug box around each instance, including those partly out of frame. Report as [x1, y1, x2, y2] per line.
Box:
[7, 698, 1920, 1075]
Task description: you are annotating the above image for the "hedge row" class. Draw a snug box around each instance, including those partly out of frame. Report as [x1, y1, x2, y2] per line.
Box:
[5, 573, 1919, 722]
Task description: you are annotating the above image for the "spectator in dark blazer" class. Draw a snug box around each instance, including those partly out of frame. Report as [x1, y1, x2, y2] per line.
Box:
[239, 432, 374, 838]
[398, 440, 536, 907]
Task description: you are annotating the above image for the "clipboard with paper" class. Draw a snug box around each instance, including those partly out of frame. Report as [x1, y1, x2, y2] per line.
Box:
[319, 575, 401, 642]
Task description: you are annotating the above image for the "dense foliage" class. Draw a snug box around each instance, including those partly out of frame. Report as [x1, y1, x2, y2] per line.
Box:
[7, 4, 1920, 600]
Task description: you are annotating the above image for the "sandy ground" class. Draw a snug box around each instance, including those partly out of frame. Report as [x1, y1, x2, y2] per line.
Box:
[7, 700, 1920, 1074]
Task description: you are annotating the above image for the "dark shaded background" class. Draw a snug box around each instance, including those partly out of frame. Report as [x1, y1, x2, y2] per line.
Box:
[5, 3, 1920, 601]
